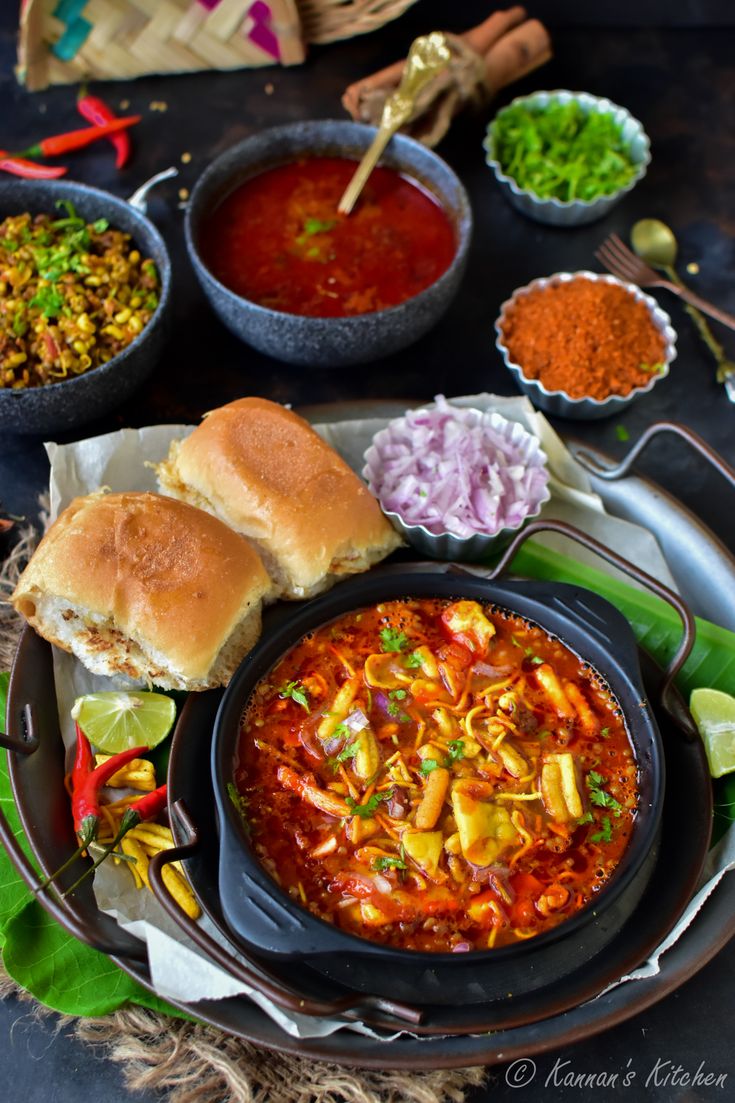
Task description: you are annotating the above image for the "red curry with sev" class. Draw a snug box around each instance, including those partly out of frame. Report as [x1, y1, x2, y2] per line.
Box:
[499, 277, 667, 400]
[235, 599, 638, 953]
[199, 157, 455, 317]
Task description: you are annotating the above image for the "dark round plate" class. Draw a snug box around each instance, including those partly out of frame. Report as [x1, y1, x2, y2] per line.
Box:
[4, 413, 734, 1068]
[5, 625, 716, 1069]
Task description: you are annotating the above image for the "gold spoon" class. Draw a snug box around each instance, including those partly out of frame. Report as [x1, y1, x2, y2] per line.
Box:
[337, 32, 452, 216]
[631, 219, 735, 398]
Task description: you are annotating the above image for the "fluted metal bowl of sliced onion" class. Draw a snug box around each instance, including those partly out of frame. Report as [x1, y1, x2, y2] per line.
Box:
[362, 397, 551, 561]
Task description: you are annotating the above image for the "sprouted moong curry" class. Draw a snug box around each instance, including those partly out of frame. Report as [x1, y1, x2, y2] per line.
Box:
[0, 202, 159, 389]
[235, 598, 638, 953]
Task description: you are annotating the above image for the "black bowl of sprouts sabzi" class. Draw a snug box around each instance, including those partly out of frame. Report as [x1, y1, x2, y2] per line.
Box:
[0, 178, 171, 435]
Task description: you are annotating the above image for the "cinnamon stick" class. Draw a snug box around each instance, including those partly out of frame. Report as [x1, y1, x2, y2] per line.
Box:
[341, 7, 552, 147]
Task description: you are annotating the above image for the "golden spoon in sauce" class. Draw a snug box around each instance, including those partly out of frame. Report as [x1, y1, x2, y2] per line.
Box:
[337, 32, 452, 216]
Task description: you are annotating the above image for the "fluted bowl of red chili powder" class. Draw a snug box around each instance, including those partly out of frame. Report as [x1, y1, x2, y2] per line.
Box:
[185, 121, 472, 367]
[495, 272, 677, 420]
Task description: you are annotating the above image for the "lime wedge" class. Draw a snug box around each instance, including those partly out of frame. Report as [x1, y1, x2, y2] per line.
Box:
[71, 691, 176, 754]
[689, 687, 735, 778]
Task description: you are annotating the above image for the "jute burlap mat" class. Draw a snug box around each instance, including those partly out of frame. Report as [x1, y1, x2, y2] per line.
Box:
[0, 520, 487, 1103]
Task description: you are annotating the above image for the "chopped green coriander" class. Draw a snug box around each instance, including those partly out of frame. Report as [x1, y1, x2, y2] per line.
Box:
[226, 783, 250, 832]
[329, 739, 359, 770]
[600, 727, 610, 739]
[346, 790, 393, 818]
[590, 815, 613, 844]
[615, 424, 630, 442]
[586, 771, 624, 817]
[28, 286, 64, 318]
[577, 811, 594, 826]
[489, 99, 639, 202]
[380, 627, 409, 652]
[404, 651, 423, 670]
[420, 758, 441, 774]
[92, 218, 110, 233]
[372, 855, 407, 872]
[278, 680, 310, 712]
[447, 739, 465, 762]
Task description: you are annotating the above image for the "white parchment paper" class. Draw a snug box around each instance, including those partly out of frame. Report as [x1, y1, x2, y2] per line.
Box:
[41, 393, 732, 1036]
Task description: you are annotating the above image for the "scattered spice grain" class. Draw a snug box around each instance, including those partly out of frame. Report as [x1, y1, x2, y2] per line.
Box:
[500, 277, 667, 400]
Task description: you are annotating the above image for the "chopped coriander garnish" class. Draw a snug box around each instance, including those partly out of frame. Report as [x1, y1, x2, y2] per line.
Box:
[600, 727, 610, 739]
[226, 782, 250, 833]
[490, 99, 639, 202]
[329, 739, 359, 770]
[447, 739, 465, 762]
[380, 627, 409, 652]
[28, 286, 64, 318]
[386, 698, 410, 722]
[404, 651, 423, 670]
[92, 218, 110, 233]
[590, 815, 613, 844]
[302, 217, 336, 236]
[586, 771, 624, 817]
[420, 758, 441, 774]
[346, 790, 393, 819]
[615, 425, 630, 442]
[577, 811, 594, 826]
[372, 855, 407, 872]
[278, 680, 310, 712]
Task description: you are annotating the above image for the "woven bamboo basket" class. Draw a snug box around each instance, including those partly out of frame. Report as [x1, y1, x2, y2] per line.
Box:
[17, 0, 420, 91]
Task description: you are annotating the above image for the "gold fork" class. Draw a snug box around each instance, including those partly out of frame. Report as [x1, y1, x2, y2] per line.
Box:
[595, 233, 735, 332]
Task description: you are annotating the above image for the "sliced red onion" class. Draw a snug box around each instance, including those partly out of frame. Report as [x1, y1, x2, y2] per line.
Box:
[343, 708, 370, 733]
[372, 873, 392, 894]
[363, 396, 550, 538]
[472, 661, 512, 678]
[452, 942, 472, 953]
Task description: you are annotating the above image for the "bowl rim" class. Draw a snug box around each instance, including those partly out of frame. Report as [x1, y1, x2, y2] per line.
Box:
[0, 177, 172, 401]
[361, 400, 552, 544]
[184, 119, 473, 327]
[212, 565, 665, 967]
[494, 270, 678, 410]
[482, 88, 651, 212]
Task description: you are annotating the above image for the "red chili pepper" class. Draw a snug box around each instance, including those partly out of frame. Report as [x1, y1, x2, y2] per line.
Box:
[0, 154, 67, 178]
[62, 782, 168, 897]
[16, 116, 141, 159]
[77, 92, 131, 169]
[34, 725, 149, 894]
[71, 737, 148, 837]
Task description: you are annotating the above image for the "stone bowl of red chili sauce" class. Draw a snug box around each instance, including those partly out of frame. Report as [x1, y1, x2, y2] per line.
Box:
[495, 271, 677, 420]
[185, 120, 472, 367]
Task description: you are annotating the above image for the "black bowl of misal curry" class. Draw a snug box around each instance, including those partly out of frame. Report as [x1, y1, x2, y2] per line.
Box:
[185, 120, 472, 367]
[211, 565, 664, 1006]
[0, 179, 171, 435]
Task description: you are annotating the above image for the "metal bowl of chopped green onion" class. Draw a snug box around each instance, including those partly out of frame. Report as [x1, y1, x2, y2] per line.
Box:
[0, 179, 172, 436]
[483, 90, 651, 227]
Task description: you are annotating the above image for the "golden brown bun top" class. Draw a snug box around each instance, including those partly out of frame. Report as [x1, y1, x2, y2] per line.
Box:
[11, 491, 271, 680]
[171, 397, 399, 590]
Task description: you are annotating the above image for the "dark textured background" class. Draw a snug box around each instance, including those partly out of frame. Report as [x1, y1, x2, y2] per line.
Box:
[2, 1, 735, 1099]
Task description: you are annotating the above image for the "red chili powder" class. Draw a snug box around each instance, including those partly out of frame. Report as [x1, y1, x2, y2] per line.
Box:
[500, 278, 668, 400]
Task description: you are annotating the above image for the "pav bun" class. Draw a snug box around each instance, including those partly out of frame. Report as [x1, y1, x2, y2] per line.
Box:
[156, 397, 402, 599]
[11, 491, 272, 690]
